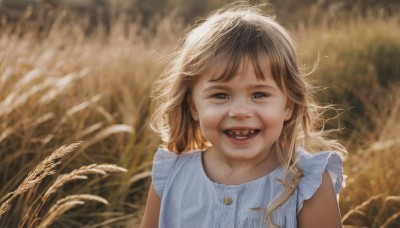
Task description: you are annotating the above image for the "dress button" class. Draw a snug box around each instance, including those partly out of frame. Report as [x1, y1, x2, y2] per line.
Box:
[224, 197, 233, 205]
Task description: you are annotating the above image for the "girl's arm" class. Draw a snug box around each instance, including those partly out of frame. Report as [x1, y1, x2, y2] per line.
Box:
[297, 171, 343, 228]
[140, 183, 161, 228]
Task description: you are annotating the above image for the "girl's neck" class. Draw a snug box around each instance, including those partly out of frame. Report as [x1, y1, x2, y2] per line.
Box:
[202, 147, 280, 185]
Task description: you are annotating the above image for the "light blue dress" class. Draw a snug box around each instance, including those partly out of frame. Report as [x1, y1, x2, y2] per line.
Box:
[152, 147, 343, 228]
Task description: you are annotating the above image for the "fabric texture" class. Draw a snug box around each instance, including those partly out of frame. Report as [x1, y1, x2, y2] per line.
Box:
[152, 147, 343, 228]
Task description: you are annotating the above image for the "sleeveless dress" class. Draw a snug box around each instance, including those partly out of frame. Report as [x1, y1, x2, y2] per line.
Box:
[152, 147, 343, 228]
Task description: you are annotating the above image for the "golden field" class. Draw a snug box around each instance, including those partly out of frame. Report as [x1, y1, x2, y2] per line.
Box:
[0, 5, 399, 228]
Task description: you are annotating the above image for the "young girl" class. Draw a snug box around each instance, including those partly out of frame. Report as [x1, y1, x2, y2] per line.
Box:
[141, 3, 346, 228]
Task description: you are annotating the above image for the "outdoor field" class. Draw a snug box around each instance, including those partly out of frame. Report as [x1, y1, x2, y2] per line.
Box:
[0, 0, 399, 227]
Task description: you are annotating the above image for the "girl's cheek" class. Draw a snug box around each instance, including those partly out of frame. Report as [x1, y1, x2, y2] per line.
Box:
[202, 107, 224, 117]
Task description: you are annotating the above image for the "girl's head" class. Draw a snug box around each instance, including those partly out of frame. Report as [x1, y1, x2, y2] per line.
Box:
[152, 4, 314, 164]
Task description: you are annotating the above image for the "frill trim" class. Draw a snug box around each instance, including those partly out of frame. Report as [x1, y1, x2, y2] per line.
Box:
[152, 147, 178, 198]
[296, 148, 343, 213]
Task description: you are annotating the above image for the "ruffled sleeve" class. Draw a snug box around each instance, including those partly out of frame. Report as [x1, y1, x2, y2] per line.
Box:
[296, 148, 343, 213]
[152, 147, 178, 198]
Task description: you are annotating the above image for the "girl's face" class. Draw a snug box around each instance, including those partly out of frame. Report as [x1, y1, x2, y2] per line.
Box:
[189, 59, 293, 163]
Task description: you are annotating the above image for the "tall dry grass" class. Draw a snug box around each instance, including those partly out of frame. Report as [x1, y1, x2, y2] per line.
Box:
[0, 142, 127, 227]
[0, 6, 399, 227]
[294, 13, 400, 227]
[0, 10, 183, 227]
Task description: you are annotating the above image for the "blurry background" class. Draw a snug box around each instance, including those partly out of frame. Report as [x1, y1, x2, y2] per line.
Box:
[0, 0, 399, 227]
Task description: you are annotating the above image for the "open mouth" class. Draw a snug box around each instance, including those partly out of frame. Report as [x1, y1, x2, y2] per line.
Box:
[223, 129, 260, 140]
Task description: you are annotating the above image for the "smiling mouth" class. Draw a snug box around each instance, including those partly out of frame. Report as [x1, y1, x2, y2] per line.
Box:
[223, 129, 260, 139]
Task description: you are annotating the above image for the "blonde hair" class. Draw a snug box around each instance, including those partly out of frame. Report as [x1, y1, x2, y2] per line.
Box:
[151, 2, 346, 227]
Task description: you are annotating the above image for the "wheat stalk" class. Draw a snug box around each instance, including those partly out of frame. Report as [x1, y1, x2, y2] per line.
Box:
[38, 194, 109, 228]
[342, 195, 400, 227]
[0, 66, 13, 88]
[382, 211, 400, 227]
[0, 142, 82, 219]
[43, 164, 127, 202]
[129, 171, 151, 185]
[342, 194, 383, 225]
[59, 94, 103, 124]
[80, 214, 135, 228]
[20, 164, 126, 226]
[380, 196, 400, 227]
[80, 124, 134, 151]
[0, 78, 54, 116]
[73, 122, 104, 140]
[38, 69, 89, 104]
[19, 163, 126, 227]
[385, 196, 400, 203]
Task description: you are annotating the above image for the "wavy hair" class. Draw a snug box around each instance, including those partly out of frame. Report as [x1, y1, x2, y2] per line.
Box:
[150, 2, 346, 227]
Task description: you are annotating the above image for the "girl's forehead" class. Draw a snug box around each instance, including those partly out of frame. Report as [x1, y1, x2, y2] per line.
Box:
[202, 57, 274, 83]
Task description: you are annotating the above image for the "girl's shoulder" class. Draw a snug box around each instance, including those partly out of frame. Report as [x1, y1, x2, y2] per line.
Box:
[152, 147, 202, 197]
[295, 147, 344, 213]
[153, 147, 202, 169]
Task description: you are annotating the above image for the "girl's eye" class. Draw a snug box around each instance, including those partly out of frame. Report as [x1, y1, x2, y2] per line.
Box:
[251, 92, 267, 99]
[213, 93, 229, 99]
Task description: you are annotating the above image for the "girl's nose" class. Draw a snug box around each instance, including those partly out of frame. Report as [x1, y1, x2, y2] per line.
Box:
[228, 99, 253, 119]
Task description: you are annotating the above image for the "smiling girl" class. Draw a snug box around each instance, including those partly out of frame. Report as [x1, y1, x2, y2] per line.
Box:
[140, 2, 346, 228]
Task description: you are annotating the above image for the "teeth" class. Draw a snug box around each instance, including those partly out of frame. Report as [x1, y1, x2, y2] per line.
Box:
[228, 129, 256, 137]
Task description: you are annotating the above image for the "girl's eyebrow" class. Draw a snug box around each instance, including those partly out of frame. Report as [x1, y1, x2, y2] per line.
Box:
[251, 84, 278, 91]
[202, 85, 227, 92]
[202, 84, 277, 93]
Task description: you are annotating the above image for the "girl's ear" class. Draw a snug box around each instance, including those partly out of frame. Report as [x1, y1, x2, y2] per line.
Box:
[284, 100, 294, 121]
[187, 94, 199, 121]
